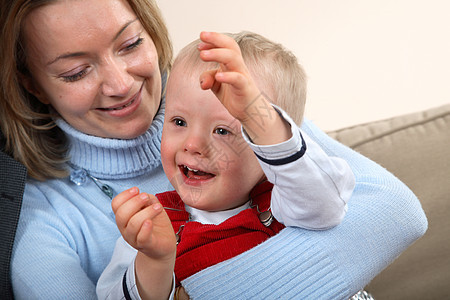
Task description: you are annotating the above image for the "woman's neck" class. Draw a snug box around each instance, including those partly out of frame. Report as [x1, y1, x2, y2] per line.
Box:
[56, 104, 165, 180]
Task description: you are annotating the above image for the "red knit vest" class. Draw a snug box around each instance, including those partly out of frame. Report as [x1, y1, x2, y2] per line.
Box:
[155, 181, 285, 286]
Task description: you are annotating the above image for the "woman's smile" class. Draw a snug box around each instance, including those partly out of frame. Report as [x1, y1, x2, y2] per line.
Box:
[97, 81, 144, 118]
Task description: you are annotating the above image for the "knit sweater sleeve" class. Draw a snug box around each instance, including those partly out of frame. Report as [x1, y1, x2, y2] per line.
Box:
[244, 106, 354, 229]
[181, 118, 428, 299]
[11, 183, 98, 299]
[11, 177, 122, 299]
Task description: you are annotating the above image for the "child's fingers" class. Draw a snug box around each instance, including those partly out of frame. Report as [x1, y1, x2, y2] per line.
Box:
[199, 31, 237, 51]
[123, 202, 163, 243]
[135, 219, 154, 249]
[111, 187, 139, 214]
[199, 32, 245, 72]
[126, 200, 163, 232]
[200, 48, 244, 72]
[199, 69, 219, 90]
[214, 71, 247, 90]
[199, 47, 234, 63]
[201, 69, 249, 94]
[114, 192, 154, 230]
[197, 41, 215, 51]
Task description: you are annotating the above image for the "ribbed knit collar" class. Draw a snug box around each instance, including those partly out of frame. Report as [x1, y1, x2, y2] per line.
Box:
[56, 102, 164, 180]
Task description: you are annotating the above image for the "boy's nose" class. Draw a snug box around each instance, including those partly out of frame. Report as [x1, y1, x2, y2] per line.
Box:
[183, 133, 209, 156]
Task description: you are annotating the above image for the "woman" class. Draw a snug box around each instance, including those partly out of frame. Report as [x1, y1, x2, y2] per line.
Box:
[0, 0, 427, 299]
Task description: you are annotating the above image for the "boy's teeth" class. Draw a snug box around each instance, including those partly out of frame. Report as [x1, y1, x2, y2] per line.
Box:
[182, 165, 214, 180]
[186, 166, 199, 172]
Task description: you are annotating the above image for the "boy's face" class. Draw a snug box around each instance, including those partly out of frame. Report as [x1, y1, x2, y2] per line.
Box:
[162, 64, 264, 211]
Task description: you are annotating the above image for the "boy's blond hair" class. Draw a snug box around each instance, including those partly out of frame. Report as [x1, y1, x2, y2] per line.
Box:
[172, 31, 307, 125]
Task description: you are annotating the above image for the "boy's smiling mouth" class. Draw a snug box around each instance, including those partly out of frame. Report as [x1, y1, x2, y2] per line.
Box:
[180, 165, 215, 180]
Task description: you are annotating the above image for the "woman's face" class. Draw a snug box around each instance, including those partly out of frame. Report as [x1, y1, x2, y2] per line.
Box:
[22, 0, 162, 139]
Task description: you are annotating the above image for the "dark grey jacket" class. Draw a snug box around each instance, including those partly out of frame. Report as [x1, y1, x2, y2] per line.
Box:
[0, 131, 26, 300]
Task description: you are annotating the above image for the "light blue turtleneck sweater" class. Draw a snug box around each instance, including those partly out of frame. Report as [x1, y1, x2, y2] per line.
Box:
[10, 99, 427, 299]
[11, 105, 170, 299]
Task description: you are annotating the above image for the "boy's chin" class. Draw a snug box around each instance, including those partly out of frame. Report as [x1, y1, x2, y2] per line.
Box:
[178, 188, 205, 207]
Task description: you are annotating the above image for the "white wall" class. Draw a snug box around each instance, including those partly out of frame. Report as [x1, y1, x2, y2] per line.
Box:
[158, 0, 450, 131]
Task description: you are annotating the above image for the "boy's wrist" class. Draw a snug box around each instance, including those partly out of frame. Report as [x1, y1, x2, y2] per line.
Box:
[138, 247, 176, 267]
[240, 93, 292, 145]
[135, 251, 176, 299]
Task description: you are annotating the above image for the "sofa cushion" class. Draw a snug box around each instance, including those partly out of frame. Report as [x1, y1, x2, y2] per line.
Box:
[327, 104, 450, 300]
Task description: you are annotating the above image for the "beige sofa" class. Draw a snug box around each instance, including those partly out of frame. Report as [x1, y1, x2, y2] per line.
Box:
[327, 104, 450, 300]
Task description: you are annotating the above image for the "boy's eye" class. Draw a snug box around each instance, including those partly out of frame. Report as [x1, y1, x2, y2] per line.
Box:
[173, 118, 186, 127]
[214, 128, 230, 136]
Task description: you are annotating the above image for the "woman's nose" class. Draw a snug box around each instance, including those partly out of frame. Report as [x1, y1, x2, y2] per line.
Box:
[100, 56, 133, 97]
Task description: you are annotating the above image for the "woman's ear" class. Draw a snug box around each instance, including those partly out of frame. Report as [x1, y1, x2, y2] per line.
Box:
[19, 72, 50, 104]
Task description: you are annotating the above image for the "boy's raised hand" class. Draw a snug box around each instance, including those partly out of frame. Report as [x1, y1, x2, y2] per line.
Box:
[112, 187, 177, 260]
[198, 31, 261, 123]
[198, 31, 292, 145]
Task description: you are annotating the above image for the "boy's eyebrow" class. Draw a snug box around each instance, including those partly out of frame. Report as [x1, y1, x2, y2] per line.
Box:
[46, 19, 138, 66]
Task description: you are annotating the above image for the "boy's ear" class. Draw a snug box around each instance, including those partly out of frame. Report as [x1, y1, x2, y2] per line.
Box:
[19, 72, 50, 104]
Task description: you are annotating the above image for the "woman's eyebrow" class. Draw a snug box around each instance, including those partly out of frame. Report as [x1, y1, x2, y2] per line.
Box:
[46, 19, 139, 66]
[113, 18, 138, 41]
[47, 51, 86, 66]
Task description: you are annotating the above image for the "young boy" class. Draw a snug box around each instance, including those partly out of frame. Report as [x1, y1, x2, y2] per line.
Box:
[98, 31, 354, 299]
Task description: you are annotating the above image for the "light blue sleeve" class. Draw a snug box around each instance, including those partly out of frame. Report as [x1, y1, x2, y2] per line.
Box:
[11, 184, 98, 300]
[11, 178, 120, 299]
[181, 119, 428, 299]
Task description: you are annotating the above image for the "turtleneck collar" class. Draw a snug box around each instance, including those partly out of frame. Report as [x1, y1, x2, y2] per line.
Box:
[56, 101, 165, 180]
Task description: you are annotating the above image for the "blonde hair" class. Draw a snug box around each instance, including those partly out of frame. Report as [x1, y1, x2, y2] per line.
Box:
[0, 0, 172, 180]
[173, 31, 307, 125]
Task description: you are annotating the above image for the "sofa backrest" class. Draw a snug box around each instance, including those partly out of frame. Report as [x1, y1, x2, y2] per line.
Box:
[328, 103, 450, 300]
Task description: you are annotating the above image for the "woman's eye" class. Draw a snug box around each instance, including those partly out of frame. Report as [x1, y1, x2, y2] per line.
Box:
[173, 118, 186, 127]
[61, 69, 88, 83]
[214, 128, 230, 136]
[123, 37, 144, 52]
